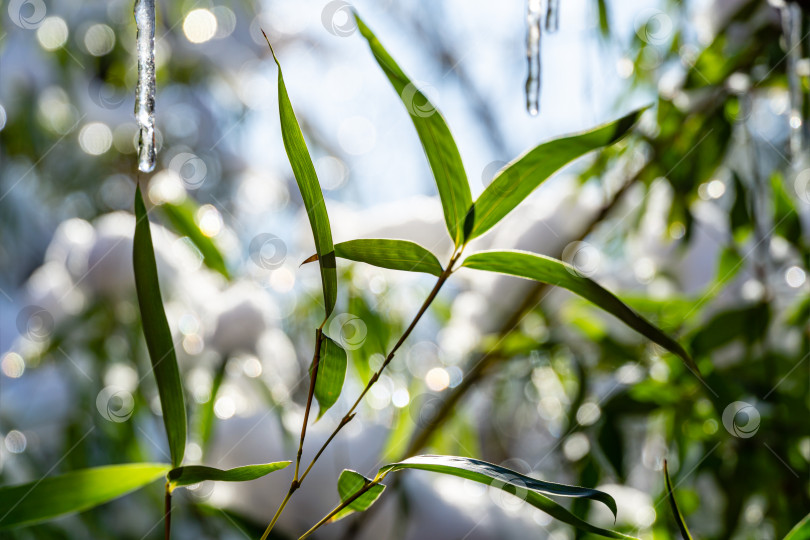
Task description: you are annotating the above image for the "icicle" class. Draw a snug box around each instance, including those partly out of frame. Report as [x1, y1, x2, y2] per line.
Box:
[545, 0, 560, 33]
[780, 2, 804, 167]
[134, 0, 156, 173]
[525, 0, 542, 116]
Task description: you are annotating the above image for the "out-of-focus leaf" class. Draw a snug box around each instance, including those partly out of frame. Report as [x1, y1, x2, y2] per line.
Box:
[714, 245, 744, 289]
[314, 334, 347, 419]
[0, 463, 169, 529]
[167, 462, 290, 489]
[730, 173, 752, 234]
[160, 199, 230, 279]
[267, 38, 337, 317]
[771, 172, 802, 247]
[355, 15, 472, 247]
[133, 185, 187, 467]
[303, 239, 443, 276]
[784, 513, 810, 540]
[664, 460, 694, 540]
[330, 470, 386, 522]
[199, 356, 227, 451]
[376, 455, 634, 539]
[690, 303, 770, 356]
[462, 250, 697, 375]
[465, 108, 645, 241]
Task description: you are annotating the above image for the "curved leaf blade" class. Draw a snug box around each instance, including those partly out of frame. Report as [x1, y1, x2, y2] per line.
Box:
[134, 185, 187, 467]
[377, 456, 635, 540]
[664, 460, 694, 540]
[467, 108, 645, 240]
[355, 14, 472, 247]
[266, 37, 337, 317]
[159, 199, 230, 279]
[462, 250, 697, 374]
[303, 239, 444, 277]
[785, 513, 810, 540]
[314, 334, 347, 419]
[167, 462, 290, 489]
[0, 463, 169, 529]
[331, 470, 386, 522]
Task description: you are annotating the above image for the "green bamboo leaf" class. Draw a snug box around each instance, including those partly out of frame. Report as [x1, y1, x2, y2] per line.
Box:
[266, 36, 337, 317]
[0, 463, 169, 529]
[466, 108, 645, 241]
[330, 470, 386, 522]
[376, 456, 636, 539]
[785, 513, 810, 540]
[664, 460, 694, 540]
[167, 462, 290, 489]
[159, 199, 230, 279]
[313, 334, 347, 419]
[302, 239, 443, 277]
[462, 250, 697, 375]
[355, 14, 472, 247]
[133, 185, 187, 467]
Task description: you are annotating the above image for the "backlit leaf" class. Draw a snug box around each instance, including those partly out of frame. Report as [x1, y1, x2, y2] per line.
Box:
[330, 470, 386, 522]
[314, 334, 347, 419]
[664, 460, 694, 540]
[0, 463, 169, 529]
[303, 239, 443, 276]
[133, 185, 187, 467]
[159, 199, 230, 279]
[167, 462, 290, 489]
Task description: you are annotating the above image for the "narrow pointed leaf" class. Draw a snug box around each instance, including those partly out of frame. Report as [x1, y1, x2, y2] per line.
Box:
[355, 15, 472, 247]
[159, 199, 230, 279]
[462, 250, 697, 374]
[785, 513, 810, 540]
[303, 239, 443, 276]
[466, 108, 645, 240]
[267, 39, 337, 317]
[313, 334, 347, 419]
[134, 185, 187, 467]
[664, 460, 694, 540]
[376, 456, 636, 540]
[330, 470, 386, 522]
[167, 462, 290, 489]
[0, 463, 169, 529]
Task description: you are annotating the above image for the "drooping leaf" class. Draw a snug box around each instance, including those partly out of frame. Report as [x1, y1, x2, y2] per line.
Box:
[159, 199, 230, 279]
[266, 37, 337, 317]
[784, 513, 810, 540]
[462, 250, 697, 375]
[133, 185, 187, 467]
[465, 108, 645, 241]
[313, 334, 347, 419]
[664, 460, 694, 540]
[376, 456, 635, 540]
[167, 462, 290, 489]
[0, 463, 169, 529]
[330, 470, 386, 522]
[355, 15, 472, 247]
[302, 239, 443, 276]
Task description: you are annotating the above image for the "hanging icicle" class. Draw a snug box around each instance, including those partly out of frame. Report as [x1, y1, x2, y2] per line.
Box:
[134, 0, 156, 173]
[525, 0, 542, 116]
[780, 2, 805, 168]
[545, 0, 560, 33]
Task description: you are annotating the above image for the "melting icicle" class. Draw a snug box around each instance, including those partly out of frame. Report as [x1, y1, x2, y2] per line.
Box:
[545, 0, 560, 33]
[780, 2, 804, 167]
[525, 0, 542, 116]
[134, 0, 156, 173]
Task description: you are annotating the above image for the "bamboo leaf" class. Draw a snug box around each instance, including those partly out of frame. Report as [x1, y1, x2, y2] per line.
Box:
[159, 199, 230, 279]
[355, 14, 472, 247]
[167, 462, 290, 489]
[266, 36, 337, 317]
[375, 456, 636, 539]
[785, 513, 810, 540]
[313, 334, 347, 419]
[462, 250, 697, 374]
[466, 108, 645, 241]
[303, 239, 443, 277]
[0, 463, 169, 529]
[133, 185, 187, 467]
[330, 470, 386, 522]
[664, 460, 694, 540]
